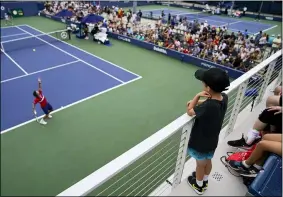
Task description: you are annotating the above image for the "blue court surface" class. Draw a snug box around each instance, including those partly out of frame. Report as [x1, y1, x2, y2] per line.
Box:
[143, 8, 276, 34]
[0, 25, 141, 132]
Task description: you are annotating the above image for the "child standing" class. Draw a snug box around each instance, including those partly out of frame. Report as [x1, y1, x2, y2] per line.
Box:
[186, 68, 230, 195]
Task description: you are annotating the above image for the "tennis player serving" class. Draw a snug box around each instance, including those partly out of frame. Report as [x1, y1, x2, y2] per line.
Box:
[32, 78, 53, 125]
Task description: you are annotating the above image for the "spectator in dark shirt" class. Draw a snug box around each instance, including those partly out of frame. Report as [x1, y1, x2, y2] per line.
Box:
[233, 54, 243, 69]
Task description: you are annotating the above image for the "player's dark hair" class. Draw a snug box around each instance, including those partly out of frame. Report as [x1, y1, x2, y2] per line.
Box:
[33, 91, 39, 98]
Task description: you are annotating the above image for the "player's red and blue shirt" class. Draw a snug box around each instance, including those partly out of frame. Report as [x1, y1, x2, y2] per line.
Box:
[33, 90, 48, 108]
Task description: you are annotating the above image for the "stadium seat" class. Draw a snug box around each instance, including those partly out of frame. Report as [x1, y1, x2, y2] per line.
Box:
[248, 154, 282, 197]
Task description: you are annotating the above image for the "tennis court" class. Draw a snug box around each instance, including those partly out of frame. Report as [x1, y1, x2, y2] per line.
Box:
[143, 8, 277, 34]
[1, 25, 141, 132]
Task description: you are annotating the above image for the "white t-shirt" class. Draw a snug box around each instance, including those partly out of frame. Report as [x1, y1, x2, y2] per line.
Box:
[272, 38, 282, 48]
[217, 53, 226, 61]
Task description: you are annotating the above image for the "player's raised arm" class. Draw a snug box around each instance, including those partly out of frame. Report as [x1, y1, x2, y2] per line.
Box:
[38, 78, 42, 91]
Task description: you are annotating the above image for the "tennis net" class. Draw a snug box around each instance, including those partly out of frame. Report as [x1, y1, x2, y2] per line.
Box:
[0, 29, 69, 53]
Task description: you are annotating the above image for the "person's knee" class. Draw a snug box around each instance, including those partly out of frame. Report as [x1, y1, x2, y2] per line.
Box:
[196, 160, 208, 167]
[266, 95, 280, 107]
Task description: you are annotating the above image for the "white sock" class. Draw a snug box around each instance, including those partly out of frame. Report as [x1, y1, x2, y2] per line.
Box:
[242, 160, 251, 168]
[196, 179, 203, 187]
[253, 164, 263, 170]
[203, 175, 209, 181]
[246, 129, 260, 145]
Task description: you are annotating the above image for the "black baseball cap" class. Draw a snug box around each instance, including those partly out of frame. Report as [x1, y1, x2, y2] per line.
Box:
[195, 68, 230, 92]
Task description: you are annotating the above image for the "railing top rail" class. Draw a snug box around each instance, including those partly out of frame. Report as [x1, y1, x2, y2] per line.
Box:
[57, 50, 282, 196]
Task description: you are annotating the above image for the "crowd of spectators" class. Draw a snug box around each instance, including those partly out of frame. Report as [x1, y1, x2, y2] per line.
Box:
[105, 9, 281, 72]
[42, 1, 97, 23]
[41, 2, 282, 72]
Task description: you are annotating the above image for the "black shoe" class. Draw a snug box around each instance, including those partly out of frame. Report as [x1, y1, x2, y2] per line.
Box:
[187, 176, 205, 195]
[238, 166, 260, 178]
[192, 172, 208, 190]
[227, 133, 261, 149]
[227, 160, 249, 171]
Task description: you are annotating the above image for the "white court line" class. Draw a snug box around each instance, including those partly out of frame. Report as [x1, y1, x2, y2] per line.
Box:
[1, 32, 28, 38]
[1, 60, 80, 83]
[16, 26, 125, 84]
[260, 25, 278, 35]
[1, 76, 142, 134]
[142, 8, 168, 12]
[0, 48, 28, 75]
[0, 25, 18, 29]
[24, 24, 141, 78]
[220, 20, 242, 28]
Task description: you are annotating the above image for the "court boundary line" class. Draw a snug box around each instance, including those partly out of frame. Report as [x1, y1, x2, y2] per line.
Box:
[24, 24, 142, 79]
[1, 76, 142, 134]
[1, 32, 29, 38]
[1, 60, 80, 83]
[16, 26, 125, 84]
[0, 48, 28, 75]
[0, 26, 18, 29]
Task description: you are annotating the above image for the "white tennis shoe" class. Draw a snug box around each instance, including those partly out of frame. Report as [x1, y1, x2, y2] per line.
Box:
[48, 114, 52, 118]
[40, 119, 47, 125]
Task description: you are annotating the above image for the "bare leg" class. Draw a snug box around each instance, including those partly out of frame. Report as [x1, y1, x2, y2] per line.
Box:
[196, 160, 207, 181]
[204, 159, 212, 175]
[245, 134, 282, 165]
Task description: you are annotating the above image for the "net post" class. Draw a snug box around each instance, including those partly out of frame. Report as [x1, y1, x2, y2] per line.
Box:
[255, 59, 276, 105]
[171, 120, 194, 189]
[225, 81, 248, 138]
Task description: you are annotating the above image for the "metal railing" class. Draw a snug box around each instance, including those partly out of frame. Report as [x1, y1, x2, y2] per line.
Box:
[57, 50, 282, 196]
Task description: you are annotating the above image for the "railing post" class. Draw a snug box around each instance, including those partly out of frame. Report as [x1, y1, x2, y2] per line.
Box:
[256, 59, 276, 105]
[273, 69, 282, 90]
[225, 81, 248, 138]
[172, 120, 194, 189]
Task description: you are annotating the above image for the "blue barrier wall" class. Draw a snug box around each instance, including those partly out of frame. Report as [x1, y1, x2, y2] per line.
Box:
[0, 1, 44, 19]
[107, 32, 244, 79]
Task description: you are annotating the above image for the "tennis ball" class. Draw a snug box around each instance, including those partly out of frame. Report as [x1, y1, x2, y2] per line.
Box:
[33, 49, 36, 52]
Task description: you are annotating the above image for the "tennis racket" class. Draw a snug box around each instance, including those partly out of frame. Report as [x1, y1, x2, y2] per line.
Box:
[33, 110, 40, 123]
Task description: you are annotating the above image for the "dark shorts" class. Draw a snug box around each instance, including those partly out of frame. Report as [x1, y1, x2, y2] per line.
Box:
[187, 148, 215, 160]
[42, 103, 53, 115]
[259, 108, 282, 133]
[279, 96, 282, 106]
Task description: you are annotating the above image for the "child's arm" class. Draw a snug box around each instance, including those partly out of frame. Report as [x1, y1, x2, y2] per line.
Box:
[187, 94, 200, 116]
[187, 99, 206, 106]
[187, 91, 211, 116]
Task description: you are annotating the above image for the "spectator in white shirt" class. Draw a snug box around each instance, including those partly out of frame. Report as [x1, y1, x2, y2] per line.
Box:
[204, 20, 208, 27]
[271, 34, 282, 54]
[216, 52, 226, 63]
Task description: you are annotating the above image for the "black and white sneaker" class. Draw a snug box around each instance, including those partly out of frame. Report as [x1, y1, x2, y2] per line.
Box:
[227, 133, 261, 150]
[187, 176, 205, 195]
[238, 166, 260, 178]
[227, 160, 260, 178]
[192, 171, 208, 190]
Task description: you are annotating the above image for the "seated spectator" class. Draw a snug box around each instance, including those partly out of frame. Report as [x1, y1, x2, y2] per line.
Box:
[271, 34, 282, 54]
[228, 87, 282, 149]
[259, 33, 267, 47]
[215, 51, 226, 64]
[233, 54, 243, 69]
[228, 133, 282, 177]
